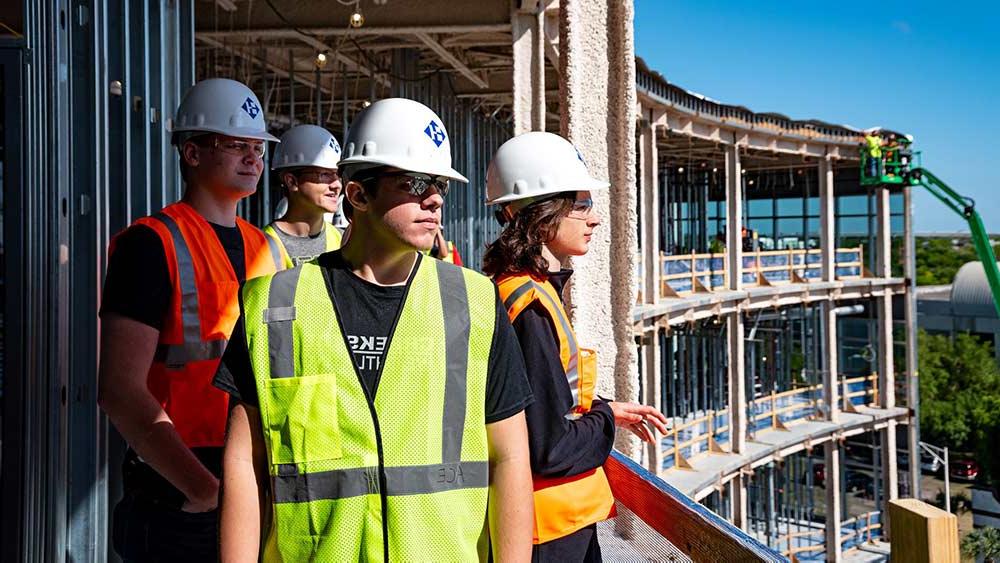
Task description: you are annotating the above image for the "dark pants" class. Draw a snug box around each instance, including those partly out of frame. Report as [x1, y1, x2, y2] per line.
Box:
[532, 524, 602, 563]
[111, 493, 219, 563]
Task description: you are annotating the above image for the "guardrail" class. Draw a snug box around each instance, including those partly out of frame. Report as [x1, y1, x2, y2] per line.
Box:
[662, 375, 879, 471]
[657, 247, 864, 297]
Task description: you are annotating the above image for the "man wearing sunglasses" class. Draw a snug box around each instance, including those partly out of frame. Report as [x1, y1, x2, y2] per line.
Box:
[215, 98, 535, 562]
[265, 124, 345, 268]
[98, 78, 281, 562]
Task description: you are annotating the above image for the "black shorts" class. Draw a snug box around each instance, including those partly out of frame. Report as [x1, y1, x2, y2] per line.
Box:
[111, 494, 218, 563]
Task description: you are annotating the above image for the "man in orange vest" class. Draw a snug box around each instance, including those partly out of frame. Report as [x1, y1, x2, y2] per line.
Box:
[98, 78, 281, 562]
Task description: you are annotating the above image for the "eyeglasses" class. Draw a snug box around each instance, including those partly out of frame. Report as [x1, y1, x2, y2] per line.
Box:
[197, 136, 267, 159]
[385, 172, 450, 198]
[567, 198, 594, 218]
[298, 170, 340, 185]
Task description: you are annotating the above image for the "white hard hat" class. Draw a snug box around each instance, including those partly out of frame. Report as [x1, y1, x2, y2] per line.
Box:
[485, 131, 609, 206]
[171, 78, 279, 143]
[338, 98, 468, 183]
[272, 125, 341, 171]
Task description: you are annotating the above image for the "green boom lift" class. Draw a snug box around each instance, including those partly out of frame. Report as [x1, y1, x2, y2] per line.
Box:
[860, 136, 1000, 317]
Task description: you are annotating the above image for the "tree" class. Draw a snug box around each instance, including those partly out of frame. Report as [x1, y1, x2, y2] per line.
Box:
[962, 527, 1000, 563]
[918, 331, 1000, 452]
[914, 237, 1000, 286]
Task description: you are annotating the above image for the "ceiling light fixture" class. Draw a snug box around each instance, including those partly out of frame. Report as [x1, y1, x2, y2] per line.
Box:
[350, 1, 365, 28]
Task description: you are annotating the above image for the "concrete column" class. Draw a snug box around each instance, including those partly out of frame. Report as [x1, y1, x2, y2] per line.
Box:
[903, 185, 921, 499]
[729, 473, 749, 530]
[819, 156, 836, 283]
[639, 119, 662, 473]
[725, 145, 742, 291]
[819, 155, 844, 562]
[559, 0, 639, 444]
[724, 145, 747, 457]
[876, 186, 899, 535]
[825, 441, 844, 563]
[512, 9, 546, 134]
[819, 156, 840, 423]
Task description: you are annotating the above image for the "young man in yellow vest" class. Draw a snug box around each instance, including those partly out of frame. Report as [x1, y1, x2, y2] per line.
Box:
[214, 98, 535, 562]
[264, 124, 345, 267]
[98, 78, 281, 562]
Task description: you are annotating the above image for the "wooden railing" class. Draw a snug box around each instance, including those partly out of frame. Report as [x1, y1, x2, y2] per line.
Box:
[774, 511, 882, 561]
[656, 246, 864, 298]
[662, 375, 878, 471]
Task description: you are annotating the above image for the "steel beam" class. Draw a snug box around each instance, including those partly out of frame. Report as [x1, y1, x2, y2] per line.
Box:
[289, 34, 389, 88]
[413, 32, 488, 89]
[197, 24, 512, 40]
[197, 37, 331, 95]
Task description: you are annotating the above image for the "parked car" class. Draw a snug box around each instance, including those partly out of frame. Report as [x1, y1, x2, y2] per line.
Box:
[950, 459, 980, 482]
[898, 450, 943, 474]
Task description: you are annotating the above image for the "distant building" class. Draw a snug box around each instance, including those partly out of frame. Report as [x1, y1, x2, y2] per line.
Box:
[917, 262, 1000, 360]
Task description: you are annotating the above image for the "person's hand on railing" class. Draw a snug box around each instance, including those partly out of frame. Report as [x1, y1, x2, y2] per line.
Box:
[608, 402, 669, 443]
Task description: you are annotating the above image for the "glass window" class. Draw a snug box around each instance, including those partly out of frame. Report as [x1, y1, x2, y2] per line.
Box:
[747, 198, 772, 218]
[837, 195, 869, 215]
[806, 196, 820, 216]
[777, 197, 804, 217]
[838, 217, 869, 237]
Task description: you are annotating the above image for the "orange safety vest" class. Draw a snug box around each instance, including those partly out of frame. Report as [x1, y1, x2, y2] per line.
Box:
[497, 273, 616, 544]
[111, 201, 282, 448]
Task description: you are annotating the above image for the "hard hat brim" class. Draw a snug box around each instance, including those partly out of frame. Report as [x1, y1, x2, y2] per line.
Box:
[485, 177, 610, 206]
[338, 155, 469, 183]
[171, 124, 280, 143]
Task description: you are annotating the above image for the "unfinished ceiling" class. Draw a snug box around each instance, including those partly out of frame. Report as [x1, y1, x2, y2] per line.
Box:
[193, 0, 561, 133]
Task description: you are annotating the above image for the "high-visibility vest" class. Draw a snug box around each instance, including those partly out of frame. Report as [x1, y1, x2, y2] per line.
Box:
[242, 255, 495, 562]
[111, 201, 282, 448]
[497, 273, 616, 544]
[865, 135, 883, 158]
[263, 221, 342, 269]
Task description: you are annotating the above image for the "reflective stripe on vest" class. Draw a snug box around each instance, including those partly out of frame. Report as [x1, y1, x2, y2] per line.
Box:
[243, 256, 494, 562]
[496, 273, 616, 544]
[263, 222, 342, 269]
[118, 201, 277, 447]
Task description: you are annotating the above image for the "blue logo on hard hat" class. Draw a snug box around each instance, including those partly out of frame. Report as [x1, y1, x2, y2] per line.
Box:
[424, 120, 446, 148]
[328, 137, 341, 154]
[574, 147, 585, 164]
[242, 97, 260, 119]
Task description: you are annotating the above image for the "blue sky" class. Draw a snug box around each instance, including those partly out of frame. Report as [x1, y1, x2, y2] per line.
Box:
[634, 1, 1000, 233]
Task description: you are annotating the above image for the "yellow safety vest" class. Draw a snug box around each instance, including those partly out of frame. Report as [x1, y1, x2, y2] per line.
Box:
[263, 222, 343, 269]
[864, 135, 883, 158]
[242, 254, 495, 562]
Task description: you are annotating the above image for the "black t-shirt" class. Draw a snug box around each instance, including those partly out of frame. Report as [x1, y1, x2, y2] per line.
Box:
[99, 219, 247, 495]
[214, 251, 533, 424]
[100, 222, 247, 329]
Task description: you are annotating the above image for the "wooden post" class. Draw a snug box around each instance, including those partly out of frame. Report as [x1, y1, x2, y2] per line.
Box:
[888, 499, 959, 563]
